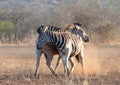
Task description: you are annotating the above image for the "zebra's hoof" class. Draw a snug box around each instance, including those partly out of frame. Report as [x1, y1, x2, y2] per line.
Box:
[53, 74, 58, 78]
[67, 70, 70, 75]
[34, 73, 37, 77]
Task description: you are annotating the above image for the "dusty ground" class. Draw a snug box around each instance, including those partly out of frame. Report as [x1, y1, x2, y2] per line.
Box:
[0, 45, 120, 85]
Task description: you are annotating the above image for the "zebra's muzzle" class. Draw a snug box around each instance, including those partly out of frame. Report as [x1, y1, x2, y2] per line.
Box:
[84, 36, 89, 42]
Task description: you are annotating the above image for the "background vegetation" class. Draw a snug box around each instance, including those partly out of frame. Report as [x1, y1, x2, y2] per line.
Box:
[0, 0, 120, 45]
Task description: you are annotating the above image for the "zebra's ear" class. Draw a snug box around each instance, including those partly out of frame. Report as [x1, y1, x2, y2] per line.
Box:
[73, 22, 82, 26]
[37, 25, 44, 34]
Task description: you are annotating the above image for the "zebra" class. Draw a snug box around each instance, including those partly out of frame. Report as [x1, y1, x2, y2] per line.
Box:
[35, 25, 63, 76]
[35, 23, 89, 76]
[36, 27, 85, 76]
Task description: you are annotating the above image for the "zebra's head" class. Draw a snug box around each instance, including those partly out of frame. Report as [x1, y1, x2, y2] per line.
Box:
[37, 25, 49, 49]
[66, 22, 89, 42]
[74, 24, 89, 42]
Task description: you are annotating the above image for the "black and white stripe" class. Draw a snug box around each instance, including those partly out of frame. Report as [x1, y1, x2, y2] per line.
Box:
[35, 23, 88, 76]
[37, 27, 83, 75]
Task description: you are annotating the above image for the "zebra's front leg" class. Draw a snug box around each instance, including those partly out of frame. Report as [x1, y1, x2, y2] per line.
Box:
[55, 56, 73, 73]
[34, 48, 42, 76]
[54, 56, 61, 72]
[46, 54, 57, 77]
[60, 51, 70, 76]
[69, 57, 75, 74]
[62, 57, 70, 76]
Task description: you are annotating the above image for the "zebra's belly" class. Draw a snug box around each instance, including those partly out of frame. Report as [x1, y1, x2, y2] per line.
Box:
[44, 42, 59, 55]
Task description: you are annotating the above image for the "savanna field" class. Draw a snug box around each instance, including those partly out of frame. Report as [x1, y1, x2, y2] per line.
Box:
[0, 45, 120, 85]
[0, 0, 120, 85]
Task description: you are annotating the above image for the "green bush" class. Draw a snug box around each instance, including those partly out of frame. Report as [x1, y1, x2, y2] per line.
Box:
[0, 21, 15, 32]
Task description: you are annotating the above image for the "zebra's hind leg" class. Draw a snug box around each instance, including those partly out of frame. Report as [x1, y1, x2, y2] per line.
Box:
[54, 56, 61, 72]
[46, 54, 57, 77]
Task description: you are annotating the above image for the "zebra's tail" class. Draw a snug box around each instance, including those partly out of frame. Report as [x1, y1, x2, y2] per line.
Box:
[75, 54, 83, 65]
[75, 54, 84, 68]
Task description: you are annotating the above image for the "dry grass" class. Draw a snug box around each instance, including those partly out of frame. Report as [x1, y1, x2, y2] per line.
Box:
[0, 46, 120, 85]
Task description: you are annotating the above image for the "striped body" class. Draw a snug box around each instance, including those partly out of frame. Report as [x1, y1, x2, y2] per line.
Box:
[37, 31, 83, 56]
[37, 28, 83, 75]
[35, 23, 88, 76]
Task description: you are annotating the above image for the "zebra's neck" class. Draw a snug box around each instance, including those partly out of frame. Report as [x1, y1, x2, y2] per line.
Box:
[45, 31, 56, 43]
